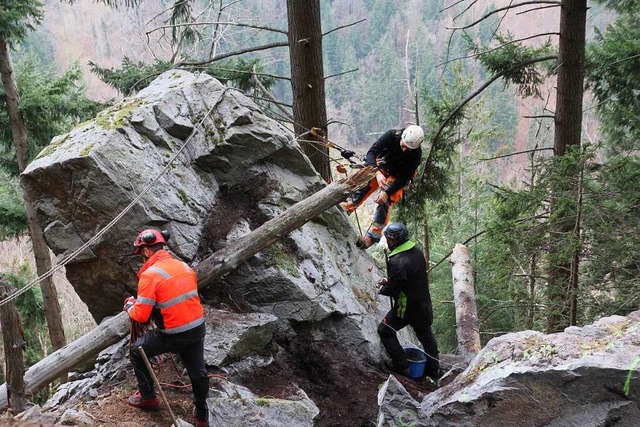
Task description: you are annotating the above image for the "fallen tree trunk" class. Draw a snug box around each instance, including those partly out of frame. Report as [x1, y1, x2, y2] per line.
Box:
[196, 167, 376, 288]
[0, 166, 376, 411]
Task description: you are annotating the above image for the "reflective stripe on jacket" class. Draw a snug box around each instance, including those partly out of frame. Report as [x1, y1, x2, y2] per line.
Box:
[128, 249, 204, 334]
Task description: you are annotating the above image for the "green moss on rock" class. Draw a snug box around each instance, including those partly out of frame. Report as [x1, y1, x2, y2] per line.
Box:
[35, 133, 71, 159]
[95, 98, 146, 130]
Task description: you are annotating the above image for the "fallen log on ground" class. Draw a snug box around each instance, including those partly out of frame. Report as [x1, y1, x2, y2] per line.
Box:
[0, 166, 376, 411]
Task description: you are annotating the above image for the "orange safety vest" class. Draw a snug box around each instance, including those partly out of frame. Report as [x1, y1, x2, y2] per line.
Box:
[127, 249, 204, 334]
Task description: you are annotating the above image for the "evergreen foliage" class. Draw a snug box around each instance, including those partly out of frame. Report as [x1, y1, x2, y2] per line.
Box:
[0, 174, 26, 239]
[407, 62, 474, 209]
[1, 266, 47, 366]
[586, 9, 640, 154]
[580, 155, 640, 319]
[592, 0, 640, 13]
[466, 32, 556, 98]
[0, 55, 103, 176]
[89, 57, 276, 96]
[0, 0, 43, 40]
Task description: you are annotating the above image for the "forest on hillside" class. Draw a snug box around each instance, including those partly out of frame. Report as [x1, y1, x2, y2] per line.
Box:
[0, 0, 638, 373]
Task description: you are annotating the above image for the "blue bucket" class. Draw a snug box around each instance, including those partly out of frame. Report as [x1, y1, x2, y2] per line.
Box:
[404, 347, 427, 379]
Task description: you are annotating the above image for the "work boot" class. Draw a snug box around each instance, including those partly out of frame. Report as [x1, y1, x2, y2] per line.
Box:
[127, 391, 160, 410]
[356, 235, 374, 249]
[340, 201, 353, 215]
[383, 361, 410, 377]
[194, 417, 210, 427]
[425, 368, 444, 386]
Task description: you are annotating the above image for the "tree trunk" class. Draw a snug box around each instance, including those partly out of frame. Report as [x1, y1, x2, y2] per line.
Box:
[546, 0, 587, 333]
[0, 167, 377, 410]
[0, 36, 67, 365]
[423, 222, 430, 276]
[286, 0, 331, 182]
[450, 243, 480, 359]
[0, 278, 27, 413]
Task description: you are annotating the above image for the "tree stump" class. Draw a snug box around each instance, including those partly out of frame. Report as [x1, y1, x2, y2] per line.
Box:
[0, 277, 27, 413]
[450, 243, 481, 359]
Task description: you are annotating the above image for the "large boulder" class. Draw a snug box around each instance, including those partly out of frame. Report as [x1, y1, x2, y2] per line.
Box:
[22, 70, 387, 360]
[377, 311, 640, 426]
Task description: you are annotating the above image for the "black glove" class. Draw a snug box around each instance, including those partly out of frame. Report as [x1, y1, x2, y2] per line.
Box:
[123, 296, 136, 312]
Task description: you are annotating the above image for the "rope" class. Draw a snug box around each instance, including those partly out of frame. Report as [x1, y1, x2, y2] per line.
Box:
[0, 87, 232, 308]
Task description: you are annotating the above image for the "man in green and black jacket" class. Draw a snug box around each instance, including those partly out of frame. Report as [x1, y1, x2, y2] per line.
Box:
[377, 222, 441, 381]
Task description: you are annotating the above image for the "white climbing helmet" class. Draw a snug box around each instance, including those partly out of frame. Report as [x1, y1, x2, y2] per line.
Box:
[401, 125, 424, 149]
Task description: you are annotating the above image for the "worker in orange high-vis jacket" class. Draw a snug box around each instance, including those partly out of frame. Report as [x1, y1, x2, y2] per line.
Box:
[123, 228, 209, 427]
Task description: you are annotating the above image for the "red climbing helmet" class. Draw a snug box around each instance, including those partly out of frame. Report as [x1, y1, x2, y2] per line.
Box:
[133, 229, 170, 254]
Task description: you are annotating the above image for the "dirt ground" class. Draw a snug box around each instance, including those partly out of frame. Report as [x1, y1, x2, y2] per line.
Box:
[55, 337, 437, 427]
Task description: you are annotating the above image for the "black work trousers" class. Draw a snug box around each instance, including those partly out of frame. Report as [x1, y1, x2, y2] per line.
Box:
[131, 322, 209, 419]
[377, 309, 440, 376]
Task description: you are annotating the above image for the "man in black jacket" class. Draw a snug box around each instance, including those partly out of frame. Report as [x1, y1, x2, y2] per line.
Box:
[377, 223, 441, 381]
[342, 125, 424, 249]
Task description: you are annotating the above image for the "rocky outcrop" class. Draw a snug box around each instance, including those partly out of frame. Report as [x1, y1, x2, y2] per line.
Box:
[378, 311, 640, 426]
[22, 70, 388, 359]
[207, 381, 319, 426]
[202, 308, 277, 367]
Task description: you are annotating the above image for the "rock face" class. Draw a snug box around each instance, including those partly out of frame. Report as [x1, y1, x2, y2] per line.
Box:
[208, 381, 319, 426]
[22, 70, 386, 359]
[378, 311, 640, 426]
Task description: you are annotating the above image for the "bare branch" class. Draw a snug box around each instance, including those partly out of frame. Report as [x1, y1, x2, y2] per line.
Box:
[522, 114, 555, 119]
[327, 118, 350, 127]
[324, 68, 358, 80]
[438, 0, 465, 13]
[437, 32, 559, 67]
[440, 0, 466, 13]
[447, 1, 562, 30]
[248, 95, 292, 108]
[180, 41, 289, 66]
[209, 0, 224, 61]
[610, 52, 640, 65]
[418, 54, 557, 183]
[323, 19, 366, 37]
[404, 29, 413, 102]
[428, 213, 549, 273]
[201, 65, 290, 81]
[221, 0, 243, 11]
[146, 0, 188, 26]
[146, 21, 288, 37]
[440, 27, 459, 77]
[453, 0, 478, 21]
[263, 108, 295, 127]
[516, 4, 563, 15]
[251, 64, 293, 121]
[489, 0, 514, 42]
[479, 147, 554, 161]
